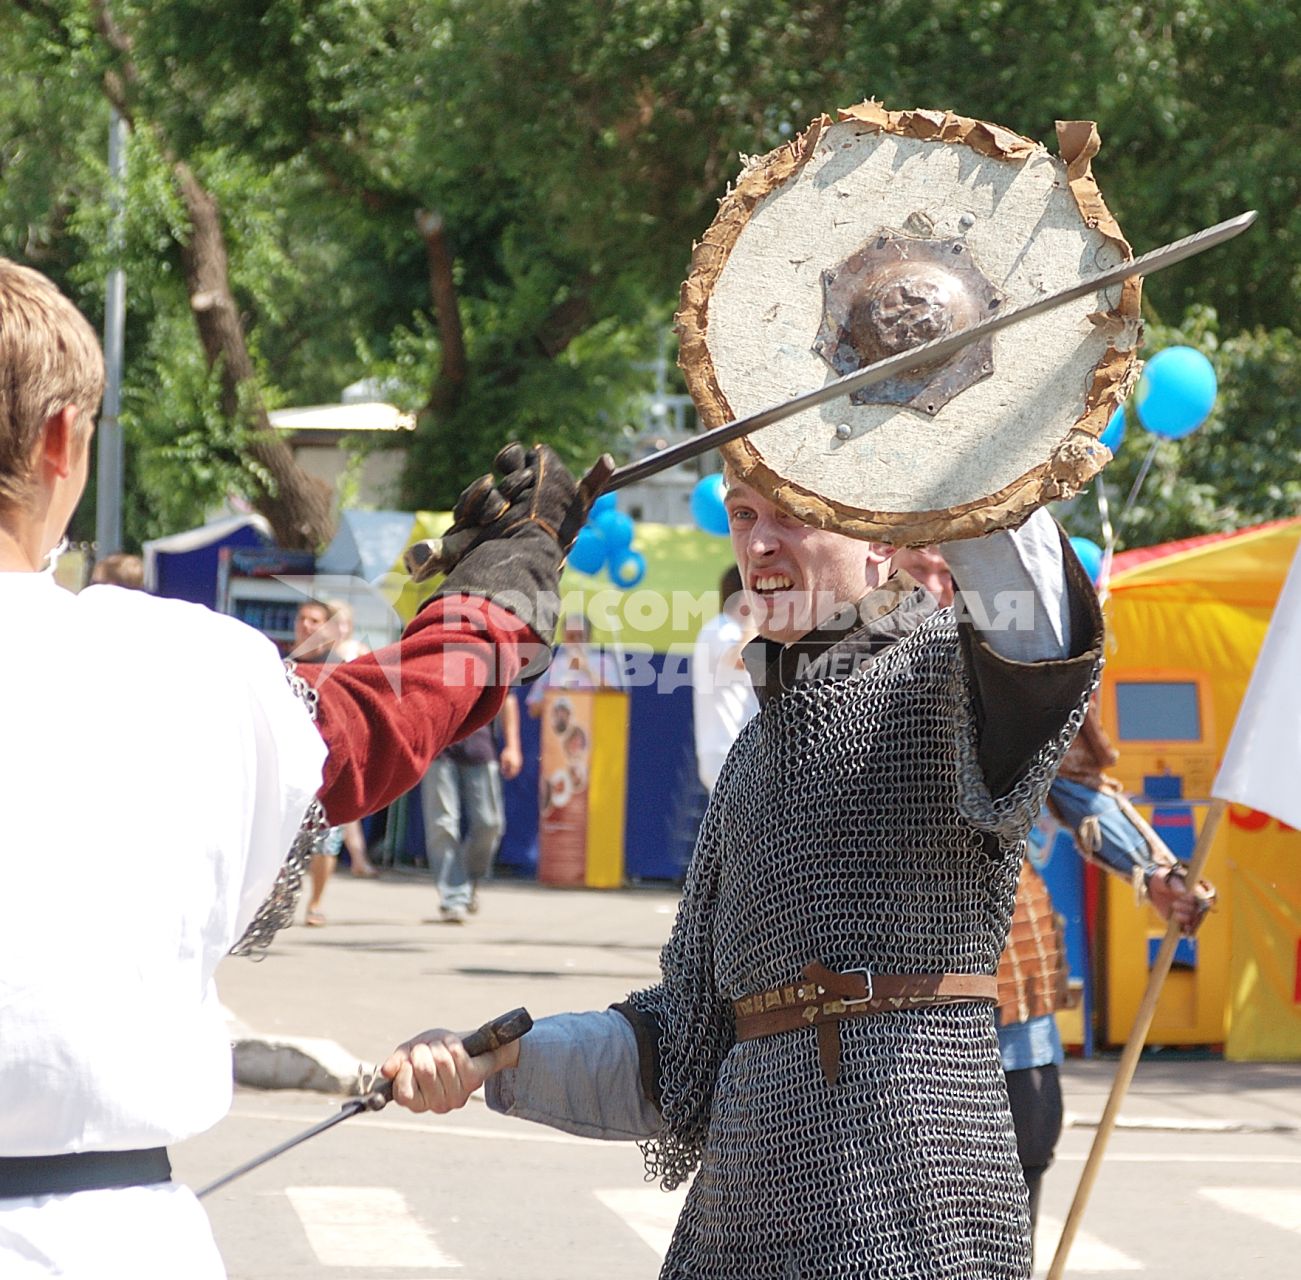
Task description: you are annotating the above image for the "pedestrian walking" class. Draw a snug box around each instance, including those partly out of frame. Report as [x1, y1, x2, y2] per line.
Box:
[421, 692, 522, 922]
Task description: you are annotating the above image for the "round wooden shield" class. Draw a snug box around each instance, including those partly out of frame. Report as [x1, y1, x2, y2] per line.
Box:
[677, 104, 1142, 544]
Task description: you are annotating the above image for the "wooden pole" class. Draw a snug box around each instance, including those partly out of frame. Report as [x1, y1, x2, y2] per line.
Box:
[1046, 798, 1226, 1278]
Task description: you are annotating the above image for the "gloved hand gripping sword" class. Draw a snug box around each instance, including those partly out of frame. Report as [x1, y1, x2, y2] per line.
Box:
[405, 442, 615, 584]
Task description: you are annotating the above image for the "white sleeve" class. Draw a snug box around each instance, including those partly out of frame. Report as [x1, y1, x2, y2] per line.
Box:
[939, 507, 1073, 664]
[690, 630, 717, 790]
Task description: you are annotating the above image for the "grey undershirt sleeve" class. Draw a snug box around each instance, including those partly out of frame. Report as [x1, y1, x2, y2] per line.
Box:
[939, 507, 1073, 663]
[484, 1009, 662, 1141]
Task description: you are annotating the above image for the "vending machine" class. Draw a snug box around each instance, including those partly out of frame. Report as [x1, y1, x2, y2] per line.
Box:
[1098, 670, 1227, 1044]
[217, 546, 317, 655]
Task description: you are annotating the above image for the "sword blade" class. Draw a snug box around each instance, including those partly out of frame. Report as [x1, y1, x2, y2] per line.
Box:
[608, 210, 1256, 492]
[196, 1103, 364, 1199]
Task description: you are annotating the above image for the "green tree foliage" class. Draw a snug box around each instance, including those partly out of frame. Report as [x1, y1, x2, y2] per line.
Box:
[1, 1, 1296, 546]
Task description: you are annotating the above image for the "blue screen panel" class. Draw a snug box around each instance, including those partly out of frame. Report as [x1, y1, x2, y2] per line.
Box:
[1115, 681, 1201, 742]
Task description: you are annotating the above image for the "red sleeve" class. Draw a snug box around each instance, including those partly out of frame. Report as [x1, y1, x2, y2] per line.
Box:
[297, 595, 538, 823]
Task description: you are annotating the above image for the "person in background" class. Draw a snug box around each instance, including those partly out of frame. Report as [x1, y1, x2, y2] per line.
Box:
[290, 599, 343, 925]
[90, 551, 144, 590]
[524, 612, 622, 715]
[690, 564, 758, 792]
[323, 599, 381, 878]
[420, 691, 523, 923]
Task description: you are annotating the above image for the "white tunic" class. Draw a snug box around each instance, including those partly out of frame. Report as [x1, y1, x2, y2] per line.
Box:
[0, 570, 326, 1276]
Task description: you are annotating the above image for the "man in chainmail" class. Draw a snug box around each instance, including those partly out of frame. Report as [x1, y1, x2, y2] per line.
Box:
[383, 470, 1105, 1278]
[0, 258, 592, 1278]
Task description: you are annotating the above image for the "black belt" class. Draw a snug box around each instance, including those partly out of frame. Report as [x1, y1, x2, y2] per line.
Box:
[0, 1148, 172, 1198]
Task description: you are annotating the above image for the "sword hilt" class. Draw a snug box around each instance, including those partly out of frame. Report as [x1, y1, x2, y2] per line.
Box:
[359, 1007, 535, 1111]
[197, 1008, 535, 1199]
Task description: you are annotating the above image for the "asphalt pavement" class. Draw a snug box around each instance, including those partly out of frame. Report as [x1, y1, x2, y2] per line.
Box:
[216, 868, 1301, 1137]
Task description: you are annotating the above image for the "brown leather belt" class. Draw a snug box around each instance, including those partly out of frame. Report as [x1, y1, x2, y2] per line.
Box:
[733, 962, 999, 1085]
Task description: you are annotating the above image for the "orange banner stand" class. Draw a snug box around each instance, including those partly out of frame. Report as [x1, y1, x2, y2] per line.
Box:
[536, 688, 629, 889]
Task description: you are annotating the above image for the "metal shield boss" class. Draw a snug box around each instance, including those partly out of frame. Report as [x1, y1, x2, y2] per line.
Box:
[676, 104, 1143, 545]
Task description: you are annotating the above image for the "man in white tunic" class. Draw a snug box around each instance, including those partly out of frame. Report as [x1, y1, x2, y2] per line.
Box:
[0, 260, 586, 1277]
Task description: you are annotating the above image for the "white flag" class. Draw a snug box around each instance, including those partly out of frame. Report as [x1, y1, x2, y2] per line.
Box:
[1212, 540, 1301, 829]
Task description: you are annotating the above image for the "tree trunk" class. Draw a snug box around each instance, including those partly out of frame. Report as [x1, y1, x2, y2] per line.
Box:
[173, 164, 335, 550]
[85, 0, 334, 551]
[416, 208, 468, 418]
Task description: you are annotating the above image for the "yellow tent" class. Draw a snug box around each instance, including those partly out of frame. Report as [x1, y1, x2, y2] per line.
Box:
[1099, 518, 1301, 1059]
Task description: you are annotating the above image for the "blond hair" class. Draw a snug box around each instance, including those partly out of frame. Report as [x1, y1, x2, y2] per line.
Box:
[0, 259, 105, 512]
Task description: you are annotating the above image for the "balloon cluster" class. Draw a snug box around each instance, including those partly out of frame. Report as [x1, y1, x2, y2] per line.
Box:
[690, 473, 730, 536]
[568, 493, 646, 588]
[1101, 345, 1218, 455]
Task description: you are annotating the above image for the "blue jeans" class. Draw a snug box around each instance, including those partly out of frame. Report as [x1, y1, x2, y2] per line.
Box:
[420, 757, 504, 910]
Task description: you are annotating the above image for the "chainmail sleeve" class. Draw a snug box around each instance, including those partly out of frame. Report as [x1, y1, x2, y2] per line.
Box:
[229, 661, 330, 958]
[624, 789, 734, 1191]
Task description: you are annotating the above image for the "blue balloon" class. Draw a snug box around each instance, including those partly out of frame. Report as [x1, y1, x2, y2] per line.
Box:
[591, 492, 619, 518]
[1135, 346, 1217, 440]
[1100, 405, 1127, 454]
[691, 473, 730, 536]
[568, 525, 607, 575]
[1069, 536, 1104, 585]
[595, 508, 635, 557]
[611, 550, 646, 589]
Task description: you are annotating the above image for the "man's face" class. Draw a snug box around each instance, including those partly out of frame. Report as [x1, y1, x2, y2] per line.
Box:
[294, 604, 331, 654]
[725, 478, 889, 645]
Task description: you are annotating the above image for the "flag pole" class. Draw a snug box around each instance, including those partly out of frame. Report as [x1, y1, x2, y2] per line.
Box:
[1046, 797, 1226, 1278]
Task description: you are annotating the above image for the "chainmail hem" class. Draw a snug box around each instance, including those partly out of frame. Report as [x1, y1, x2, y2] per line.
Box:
[950, 642, 1101, 846]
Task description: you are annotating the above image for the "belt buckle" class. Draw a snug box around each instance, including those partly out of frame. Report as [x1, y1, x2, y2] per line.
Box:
[837, 968, 875, 1005]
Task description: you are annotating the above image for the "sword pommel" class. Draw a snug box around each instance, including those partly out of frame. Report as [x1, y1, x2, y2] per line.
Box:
[462, 1007, 534, 1058]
